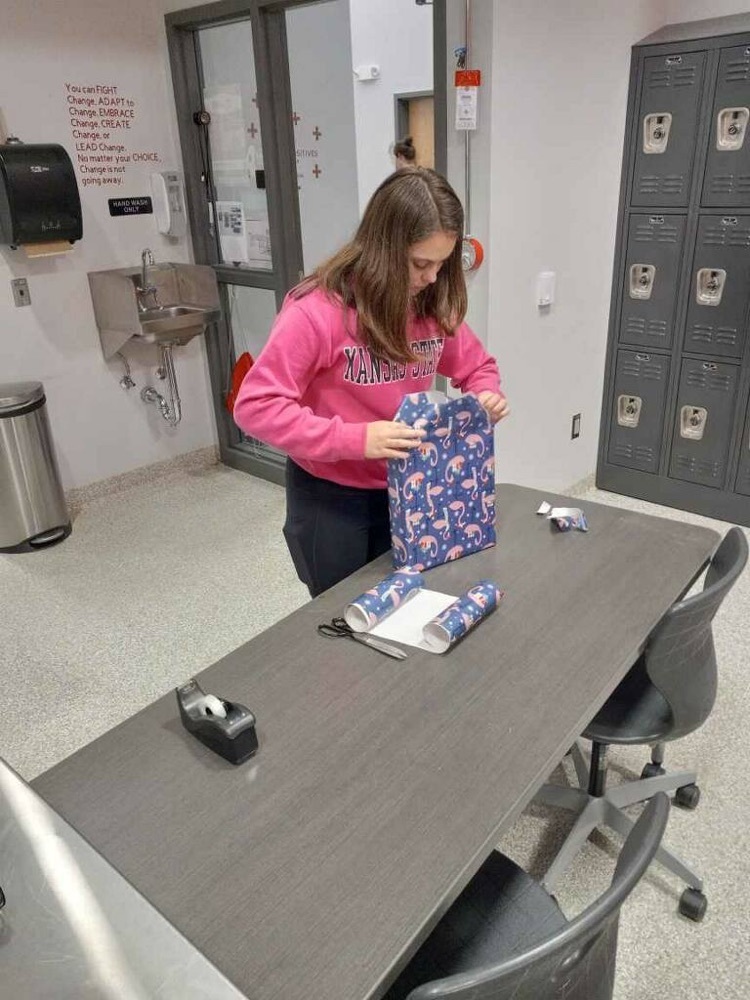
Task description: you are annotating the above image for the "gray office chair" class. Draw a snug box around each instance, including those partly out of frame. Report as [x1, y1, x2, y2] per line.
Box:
[535, 525, 747, 922]
[383, 793, 669, 1000]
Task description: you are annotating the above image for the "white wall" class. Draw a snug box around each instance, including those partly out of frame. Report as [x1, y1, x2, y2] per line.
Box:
[0, 0, 215, 492]
[481, 0, 667, 492]
[287, 0, 360, 270]
[348, 0, 433, 210]
[662, 0, 750, 23]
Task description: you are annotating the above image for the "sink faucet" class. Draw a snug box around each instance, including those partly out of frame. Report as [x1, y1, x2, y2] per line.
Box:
[138, 248, 159, 309]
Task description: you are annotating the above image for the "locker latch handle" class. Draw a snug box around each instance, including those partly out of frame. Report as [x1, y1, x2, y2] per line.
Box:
[695, 268, 726, 307]
[680, 405, 708, 441]
[617, 395, 642, 428]
[643, 112, 672, 154]
[629, 264, 656, 300]
[716, 107, 749, 151]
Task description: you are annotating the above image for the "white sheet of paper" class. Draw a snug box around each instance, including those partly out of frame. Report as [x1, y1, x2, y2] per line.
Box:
[369, 589, 457, 653]
[216, 201, 249, 263]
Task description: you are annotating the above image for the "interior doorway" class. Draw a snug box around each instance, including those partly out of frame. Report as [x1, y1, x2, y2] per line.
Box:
[395, 92, 435, 168]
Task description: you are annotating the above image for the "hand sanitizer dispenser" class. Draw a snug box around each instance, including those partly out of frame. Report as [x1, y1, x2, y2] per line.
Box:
[0, 140, 82, 250]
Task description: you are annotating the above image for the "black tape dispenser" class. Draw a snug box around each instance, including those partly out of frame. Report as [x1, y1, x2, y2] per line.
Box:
[176, 679, 258, 765]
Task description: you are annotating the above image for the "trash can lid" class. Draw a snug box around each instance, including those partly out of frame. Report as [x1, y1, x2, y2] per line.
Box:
[0, 381, 45, 414]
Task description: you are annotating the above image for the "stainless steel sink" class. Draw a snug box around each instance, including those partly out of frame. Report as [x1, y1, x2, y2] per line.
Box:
[138, 304, 221, 342]
[88, 263, 221, 358]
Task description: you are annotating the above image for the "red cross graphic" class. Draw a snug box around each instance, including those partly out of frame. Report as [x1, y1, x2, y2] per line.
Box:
[312, 164, 322, 179]
[248, 123, 258, 138]
[292, 111, 301, 125]
[313, 126, 322, 141]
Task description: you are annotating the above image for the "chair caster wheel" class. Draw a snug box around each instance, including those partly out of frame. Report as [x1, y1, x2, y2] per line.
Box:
[675, 783, 701, 809]
[679, 887, 707, 922]
[641, 762, 666, 779]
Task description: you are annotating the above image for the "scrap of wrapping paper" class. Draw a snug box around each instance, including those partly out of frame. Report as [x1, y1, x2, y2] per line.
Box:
[388, 391, 496, 571]
[344, 569, 503, 655]
[536, 500, 588, 532]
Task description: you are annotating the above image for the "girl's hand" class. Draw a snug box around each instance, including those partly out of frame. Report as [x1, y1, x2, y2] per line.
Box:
[365, 421, 426, 459]
[477, 391, 510, 425]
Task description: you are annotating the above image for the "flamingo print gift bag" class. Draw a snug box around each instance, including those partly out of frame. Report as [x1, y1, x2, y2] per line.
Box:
[388, 391, 495, 570]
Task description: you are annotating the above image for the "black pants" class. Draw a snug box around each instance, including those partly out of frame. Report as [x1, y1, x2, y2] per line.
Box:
[283, 459, 391, 598]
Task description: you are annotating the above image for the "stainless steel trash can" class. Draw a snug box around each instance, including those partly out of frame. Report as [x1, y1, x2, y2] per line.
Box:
[0, 382, 71, 552]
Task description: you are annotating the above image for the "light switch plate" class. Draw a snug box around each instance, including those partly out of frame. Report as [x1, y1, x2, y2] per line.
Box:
[11, 278, 31, 307]
[536, 271, 555, 308]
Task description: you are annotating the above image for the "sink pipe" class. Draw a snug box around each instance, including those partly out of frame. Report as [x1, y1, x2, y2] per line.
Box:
[141, 343, 182, 426]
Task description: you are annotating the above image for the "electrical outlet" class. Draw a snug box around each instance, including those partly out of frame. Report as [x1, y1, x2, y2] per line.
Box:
[11, 278, 31, 307]
[571, 413, 581, 439]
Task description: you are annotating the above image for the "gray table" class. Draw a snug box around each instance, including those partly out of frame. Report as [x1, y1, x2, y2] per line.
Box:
[32, 484, 719, 1000]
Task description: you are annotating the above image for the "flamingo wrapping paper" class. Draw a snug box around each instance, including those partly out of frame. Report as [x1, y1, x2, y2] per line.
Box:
[388, 392, 496, 570]
[344, 567, 425, 632]
[423, 580, 504, 653]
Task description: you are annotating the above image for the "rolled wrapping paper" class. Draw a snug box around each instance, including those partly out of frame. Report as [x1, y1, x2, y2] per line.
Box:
[423, 580, 503, 654]
[344, 567, 425, 632]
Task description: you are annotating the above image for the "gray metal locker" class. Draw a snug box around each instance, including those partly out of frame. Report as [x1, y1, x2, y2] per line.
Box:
[683, 214, 750, 359]
[735, 397, 750, 496]
[598, 15, 750, 526]
[632, 52, 706, 207]
[702, 45, 750, 206]
[619, 214, 686, 348]
[668, 359, 738, 487]
[607, 350, 670, 473]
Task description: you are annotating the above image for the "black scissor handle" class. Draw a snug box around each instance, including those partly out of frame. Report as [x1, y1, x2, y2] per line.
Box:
[317, 617, 352, 638]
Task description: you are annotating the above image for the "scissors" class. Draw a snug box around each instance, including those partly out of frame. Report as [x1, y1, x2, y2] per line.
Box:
[317, 617, 408, 661]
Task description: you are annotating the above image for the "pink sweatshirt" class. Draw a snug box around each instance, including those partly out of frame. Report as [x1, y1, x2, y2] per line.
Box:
[233, 287, 502, 489]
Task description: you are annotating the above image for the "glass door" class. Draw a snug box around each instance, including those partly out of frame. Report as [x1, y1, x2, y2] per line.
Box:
[166, 0, 443, 484]
[198, 16, 288, 473]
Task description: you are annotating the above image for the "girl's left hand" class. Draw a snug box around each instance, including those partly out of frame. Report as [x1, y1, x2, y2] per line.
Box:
[477, 391, 510, 425]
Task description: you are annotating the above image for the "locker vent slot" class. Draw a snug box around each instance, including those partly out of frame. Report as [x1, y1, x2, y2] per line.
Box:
[716, 327, 740, 346]
[685, 370, 733, 392]
[703, 221, 750, 246]
[674, 454, 722, 478]
[674, 68, 698, 87]
[623, 318, 670, 342]
[612, 443, 657, 463]
[688, 325, 739, 350]
[708, 174, 750, 196]
[647, 320, 668, 339]
[725, 59, 750, 83]
[647, 70, 672, 87]
[626, 317, 647, 337]
[647, 65, 697, 88]
[638, 176, 686, 197]
[621, 362, 664, 381]
[634, 220, 680, 242]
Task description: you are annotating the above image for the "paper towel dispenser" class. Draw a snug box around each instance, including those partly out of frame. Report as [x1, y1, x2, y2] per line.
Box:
[0, 141, 82, 248]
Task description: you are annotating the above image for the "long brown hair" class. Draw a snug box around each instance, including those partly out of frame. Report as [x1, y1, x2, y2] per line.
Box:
[295, 167, 467, 363]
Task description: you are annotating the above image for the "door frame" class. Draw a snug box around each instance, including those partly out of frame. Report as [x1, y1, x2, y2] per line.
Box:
[165, 0, 448, 484]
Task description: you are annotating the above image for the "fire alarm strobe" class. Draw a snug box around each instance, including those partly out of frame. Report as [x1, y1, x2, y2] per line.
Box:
[461, 235, 484, 272]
